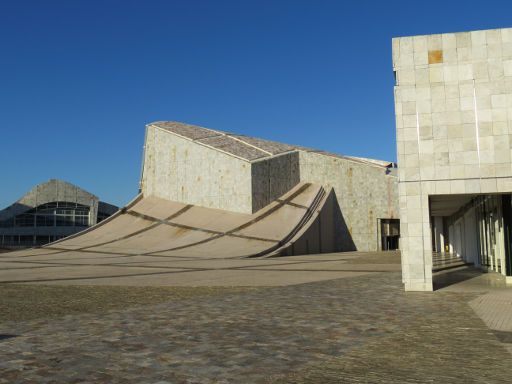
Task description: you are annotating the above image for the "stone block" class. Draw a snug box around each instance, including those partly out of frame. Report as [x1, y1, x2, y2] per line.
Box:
[471, 30, 487, 45]
[443, 65, 459, 82]
[414, 51, 428, 66]
[399, 36, 413, 53]
[442, 33, 457, 49]
[481, 178, 497, 193]
[495, 163, 512, 177]
[495, 149, 511, 163]
[502, 28, 512, 43]
[497, 177, 512, 192]
[492, 109, 507, 123]
[455, 32, 470, 48]
[421, 180, 436, 194]
[450, 179, 465, 193]
[449, 165, 465, 179]
[427, 34, 442, 50]
[447, 125, 463, 138]
[398, 70, 415, 85]
[443, 49, 458, 63]
[458, 64, 473, 80]
[504, 60, 512, 77]
[429, 66, 444, 83]
[473, 61, 489, 80]
[489, 59, 504, 79]
[488, 44, 503, 59]
[486, 29, 502, 45]
[435, 180, 450, 193]
[420, 166, 435, 179]
[435, 166, 450, 179]
[457, 47, 471, 62]
[480, 164, 496, 178]
[465, 165, 480, 179]
[465, 179, 481, 193]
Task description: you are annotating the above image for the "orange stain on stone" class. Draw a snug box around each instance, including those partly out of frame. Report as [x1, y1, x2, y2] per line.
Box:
[428, 50, 443, 64]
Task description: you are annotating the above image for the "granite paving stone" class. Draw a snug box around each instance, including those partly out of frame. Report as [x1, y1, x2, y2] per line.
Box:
[1, 268, 511, 383]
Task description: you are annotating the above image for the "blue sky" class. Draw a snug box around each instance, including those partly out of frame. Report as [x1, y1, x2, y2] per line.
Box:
[1, 0, 511, 207]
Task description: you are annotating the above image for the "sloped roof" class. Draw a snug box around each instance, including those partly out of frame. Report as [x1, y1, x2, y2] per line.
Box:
[150, 121, 295, 161]
[149, 121, 394, 168]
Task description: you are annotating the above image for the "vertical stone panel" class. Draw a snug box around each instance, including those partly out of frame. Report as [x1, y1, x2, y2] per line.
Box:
[298, 151, 399, 252]
[393, 27, 512, 291]
[141, 126, 253, 214]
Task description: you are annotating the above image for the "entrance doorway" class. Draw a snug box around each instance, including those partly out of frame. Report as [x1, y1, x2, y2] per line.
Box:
[379, 219, 400, 250]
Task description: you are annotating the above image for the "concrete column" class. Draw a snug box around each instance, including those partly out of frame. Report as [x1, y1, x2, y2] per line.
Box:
[433, 216, 444, 253]
[400, 182, 433, 291]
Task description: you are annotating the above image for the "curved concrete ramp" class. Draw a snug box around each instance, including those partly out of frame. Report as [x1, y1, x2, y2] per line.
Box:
[4, 183, 333, 261]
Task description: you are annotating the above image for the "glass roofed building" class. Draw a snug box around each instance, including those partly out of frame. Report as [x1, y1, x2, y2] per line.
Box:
[0, 179, 118, 249]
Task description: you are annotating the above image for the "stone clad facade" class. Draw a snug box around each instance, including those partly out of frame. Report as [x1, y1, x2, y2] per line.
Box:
[299, 151, 398, 251]
[393, 27, 512, 291]
[141, 123, 300, 214]
[141, 121, 398, 252]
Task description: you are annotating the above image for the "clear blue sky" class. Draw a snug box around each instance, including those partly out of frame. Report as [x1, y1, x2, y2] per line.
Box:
[1, 0, 511, 208]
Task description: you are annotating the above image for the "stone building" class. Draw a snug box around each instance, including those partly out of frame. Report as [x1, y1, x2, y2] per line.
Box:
[0, 179, 118, 249]
[1, 123, 397, 258]
[140, 122, 399, 253]
[393, 27, 512, 291]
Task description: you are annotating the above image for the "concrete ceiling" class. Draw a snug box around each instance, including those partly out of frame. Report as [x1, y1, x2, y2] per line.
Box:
[429, 194, 477, 217]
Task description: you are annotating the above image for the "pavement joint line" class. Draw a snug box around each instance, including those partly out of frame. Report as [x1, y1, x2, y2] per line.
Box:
[0, 258, 390, 272]
[0, 267, 214, 284]
[0, 264, 395, 284]
[0, 264, 71, 271]
[19, 253, 202, 262]
[0, 263, 381, 285]
[0, 249, 71, 259]
[0, 253, 385, 266]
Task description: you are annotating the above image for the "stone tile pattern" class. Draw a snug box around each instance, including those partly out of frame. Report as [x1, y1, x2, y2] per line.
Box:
[470, 290, 512, 332]
[251, 151, 300, 212]
[299, 151, 398, 252]
[2, 273, 511, 383]
[142, 122, 398, 251]
[142, 123, 300, 214]
[393, 28, 512, 290]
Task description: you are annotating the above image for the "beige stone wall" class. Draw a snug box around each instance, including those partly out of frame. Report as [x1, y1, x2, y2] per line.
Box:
[251, 152, 300, 212]
[299, 151, 398, 252]
[141, 126, 253, 214]
[393, 27, 512, 291]
[141, 124, 398, 248]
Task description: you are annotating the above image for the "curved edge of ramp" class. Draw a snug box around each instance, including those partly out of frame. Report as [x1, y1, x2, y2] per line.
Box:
[3, 183, 336, 262]
[257, 187, 335, 258]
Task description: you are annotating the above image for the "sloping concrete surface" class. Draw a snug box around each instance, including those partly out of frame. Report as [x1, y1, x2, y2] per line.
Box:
[0, 182, 347, 284]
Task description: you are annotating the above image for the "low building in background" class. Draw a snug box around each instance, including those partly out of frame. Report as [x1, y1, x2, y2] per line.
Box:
[393, 27, 512, 291]
[0, 179, 118, 249]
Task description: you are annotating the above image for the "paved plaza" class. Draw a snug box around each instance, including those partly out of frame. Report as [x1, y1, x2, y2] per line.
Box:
[0, 251, 511, 383]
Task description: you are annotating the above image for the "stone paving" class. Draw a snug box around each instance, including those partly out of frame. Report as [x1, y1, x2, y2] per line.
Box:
[0, 251, 397, 286]
[0, 253, 512, 384]
[1, 252, 511, 383]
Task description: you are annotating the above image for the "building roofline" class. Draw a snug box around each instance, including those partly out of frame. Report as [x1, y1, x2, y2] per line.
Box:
[147, 121, 395, 169]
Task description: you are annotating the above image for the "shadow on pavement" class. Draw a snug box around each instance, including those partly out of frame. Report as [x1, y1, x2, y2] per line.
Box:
[433, 267, 484, 290]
